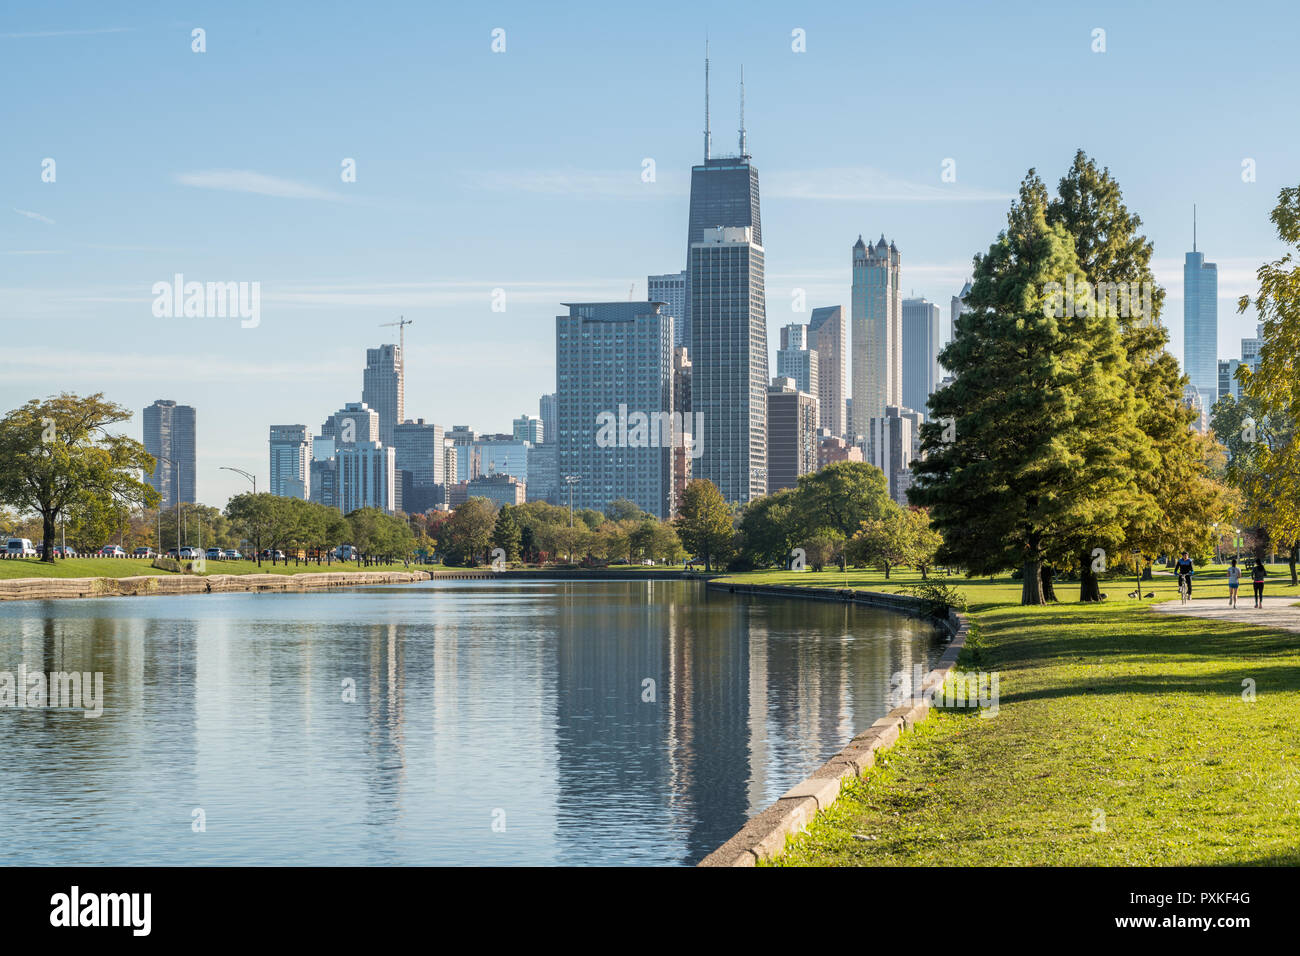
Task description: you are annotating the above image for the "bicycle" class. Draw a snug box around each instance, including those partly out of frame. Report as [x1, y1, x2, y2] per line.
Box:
[1178, 573, 1190, 604]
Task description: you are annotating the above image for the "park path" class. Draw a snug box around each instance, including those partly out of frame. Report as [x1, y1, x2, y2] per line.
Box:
[1150, 595, 1300, 634]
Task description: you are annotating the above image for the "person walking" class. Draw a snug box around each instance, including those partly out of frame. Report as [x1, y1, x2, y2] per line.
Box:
[1252, 560, 1266, 608]
[1227, 557, 1240, 608]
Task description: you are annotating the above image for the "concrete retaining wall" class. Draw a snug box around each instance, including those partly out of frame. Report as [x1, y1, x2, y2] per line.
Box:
[697, 583, 970, 867]
[0, 570, 433, 602]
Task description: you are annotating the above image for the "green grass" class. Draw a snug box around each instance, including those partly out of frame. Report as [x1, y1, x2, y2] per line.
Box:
[0, 557, 433, 579]
[713, 566, 1300, 866]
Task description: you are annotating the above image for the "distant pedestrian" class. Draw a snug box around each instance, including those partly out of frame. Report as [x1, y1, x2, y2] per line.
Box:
[1227, 557, 1240, 608]
[1252, 561, 1266, 607]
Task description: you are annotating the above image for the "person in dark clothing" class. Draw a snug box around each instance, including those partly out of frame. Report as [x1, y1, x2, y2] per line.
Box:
[1174, 551, 1195, 597]
[1252, 561, 1266, 608]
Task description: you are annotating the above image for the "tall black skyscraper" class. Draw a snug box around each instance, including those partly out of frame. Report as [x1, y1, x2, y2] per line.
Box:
[682, 47, 762, 348]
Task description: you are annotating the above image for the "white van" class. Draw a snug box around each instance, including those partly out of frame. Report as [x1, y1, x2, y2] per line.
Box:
[5, 538, 36, 557]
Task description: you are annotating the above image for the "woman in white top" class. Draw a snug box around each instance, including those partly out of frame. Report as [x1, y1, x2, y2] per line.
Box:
[1227, 557, 1240, 608]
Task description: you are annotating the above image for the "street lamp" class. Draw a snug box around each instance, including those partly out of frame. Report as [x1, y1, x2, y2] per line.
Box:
[563, 475, 581, 527]
[220, 466, 256, 495]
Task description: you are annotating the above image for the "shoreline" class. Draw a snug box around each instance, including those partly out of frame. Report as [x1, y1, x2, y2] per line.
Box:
[0, 567, 717, 602]
[697, 581, 970, 868]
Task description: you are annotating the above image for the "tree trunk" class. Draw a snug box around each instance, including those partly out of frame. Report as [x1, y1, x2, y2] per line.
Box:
[1079, 550, 1102, 602]
[1290, 543, 1298, 587]
[41, 510, 56, 562]
[1041, 565, 1058, 602]
[883, 561, 891, 579]
[919, 563, 928, 580]
[1021, 558, 1045, 605]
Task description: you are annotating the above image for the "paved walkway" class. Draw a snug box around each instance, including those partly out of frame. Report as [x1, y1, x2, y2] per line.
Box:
[1150, 595, 1300, 633]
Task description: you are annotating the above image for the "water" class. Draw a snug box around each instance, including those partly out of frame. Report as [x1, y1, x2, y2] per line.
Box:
[0, 579, 941, 866]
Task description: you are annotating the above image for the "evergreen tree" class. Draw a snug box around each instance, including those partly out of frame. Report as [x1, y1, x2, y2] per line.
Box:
[912, 172, 1140, 605]
[493, 506, 522, 562]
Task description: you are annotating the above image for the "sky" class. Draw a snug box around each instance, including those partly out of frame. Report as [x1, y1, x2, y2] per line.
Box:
[3, 0, 1297, 505]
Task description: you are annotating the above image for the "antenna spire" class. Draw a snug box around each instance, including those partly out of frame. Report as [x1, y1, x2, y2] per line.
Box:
[703, 38, 712, 161]
[738, 65, 747, 157]
[1193, 203, 1197, 252]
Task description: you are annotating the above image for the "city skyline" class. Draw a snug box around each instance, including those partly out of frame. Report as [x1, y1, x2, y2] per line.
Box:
[4, 1, 1292, 505]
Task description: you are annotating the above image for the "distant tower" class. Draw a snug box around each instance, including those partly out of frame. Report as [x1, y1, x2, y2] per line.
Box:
[851, 235, 902, 443]
[143, 399, 197, 507]
[901, 297, 941, 420]
[808, 306, 847, 439]
[362, 344, 403, 446]
[1183, 206, 1218, 411]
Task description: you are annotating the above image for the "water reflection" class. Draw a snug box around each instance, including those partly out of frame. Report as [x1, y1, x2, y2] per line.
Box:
[0, 581, 939, 865]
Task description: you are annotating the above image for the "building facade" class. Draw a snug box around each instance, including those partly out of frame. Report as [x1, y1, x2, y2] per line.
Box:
[690, 226, 768, 503]
[268, 425, 312, 498]
[648, 271, 688, 349]
[777, 323, 820, 420]
[538, 394, 556, 445]
[1184, 244, 1218, 412]
[766, 378, 818, 492]
[337, 441, 396, 513]
[362, 344, 404, 447]
[851, 235, 902, 441]
[555, 301, 675, 518]
[512, 414, 543, 445]
[901, 297, 942, 421]
[143, 399, 197, 508]
[808, 305, 847, 439]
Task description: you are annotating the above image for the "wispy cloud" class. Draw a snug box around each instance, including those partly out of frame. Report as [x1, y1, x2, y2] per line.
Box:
[465, 168, 688, 199]
[174, 169, 344, 201]
[0, 27, 132, 39]
[14, 208, 55, 225]
[766, 167, 1014, 203]
[2, 250, 62, 255]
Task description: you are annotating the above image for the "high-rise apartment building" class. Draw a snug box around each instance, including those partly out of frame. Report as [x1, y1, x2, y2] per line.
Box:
[143, 399, 197, 508]
[337, 441, 396, 513]
[808, 305, 847, 439]
[362, 344, 404, 447]
[268, 425, 311, 498]
[851, 235, 902, 442]
[690, 225, 768, 503]
[538, 394, 556, 445]
[777, 323, 820, 420]
[512, 414, 543, 445]
[648, 271, 688, 349]
[672, 346, 693, 513]
[1184, 222, 1218, 411]
[766, 378, 818, 492]
[866, 405, 915, 505]
[901, 297, 942, 420]
[322, 402, 379, 447]
[555, 301, 675, 518]
[1218, 359, 1244, 404]
[394, 418, 444, 513]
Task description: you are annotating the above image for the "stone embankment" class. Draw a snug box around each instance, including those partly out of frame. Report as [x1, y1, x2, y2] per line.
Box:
[0, 570, 433, 602]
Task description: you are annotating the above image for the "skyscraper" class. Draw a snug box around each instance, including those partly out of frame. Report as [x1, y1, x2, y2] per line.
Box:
[950, 279, 972, 357]
[1184, 213, 1218, 411]
[808, 305, 847, 439]
[648, 271, 688, 349]
[337, 442, 396, 513]
[776, 323, 819, 420]
[322, 402, 379, 447]
[691, 225, 768, 503]
[538, 393, 557, 445]
[362, 344, 403, 447]
[143, 399, 196, 508]
[683, 48, 761, 355]
[851, 235, 902, 442]
[555, 301, 674, 518]
[512, 414, 543, 445]
[672, 346, 693, 513]
[268, 425, 311, 498]
[394, 418, 444, 512]
[766, 378, 818, 492]
[901, 297, 941, 420]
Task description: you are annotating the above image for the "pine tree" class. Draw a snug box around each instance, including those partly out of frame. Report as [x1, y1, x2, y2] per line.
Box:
[912, 172, 1140, 605]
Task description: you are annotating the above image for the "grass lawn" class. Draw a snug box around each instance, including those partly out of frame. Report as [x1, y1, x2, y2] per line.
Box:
[712, 565, 1300, 866]
[0, 557, 435, 580]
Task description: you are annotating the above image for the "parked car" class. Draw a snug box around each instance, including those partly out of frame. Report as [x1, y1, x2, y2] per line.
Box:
[336, 545, 359, 561]
[55, 546, 78, 558]
[205, 548, 224, 560]
[4, 538, 37, 558]
[223, 549, 242, 560]
[99, 545, 126, 558]
[260, 549, 286, 561]
[179, 547, 203, 559]
[166, 548, 180, 559]
[133, 547, 155, 558]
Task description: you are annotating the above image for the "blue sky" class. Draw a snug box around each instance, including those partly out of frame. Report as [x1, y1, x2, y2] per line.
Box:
[3, 0, 1296, 504]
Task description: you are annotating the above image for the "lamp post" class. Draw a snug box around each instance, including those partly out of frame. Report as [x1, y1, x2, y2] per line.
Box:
[563, 475, 580, 527]
[220, 466, 257, 495]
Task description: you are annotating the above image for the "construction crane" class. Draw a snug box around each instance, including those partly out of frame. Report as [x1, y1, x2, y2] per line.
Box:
[380, 316, 413, 354]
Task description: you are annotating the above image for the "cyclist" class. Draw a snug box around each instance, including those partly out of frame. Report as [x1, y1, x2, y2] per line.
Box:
[1174, 551, 1195, 599]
